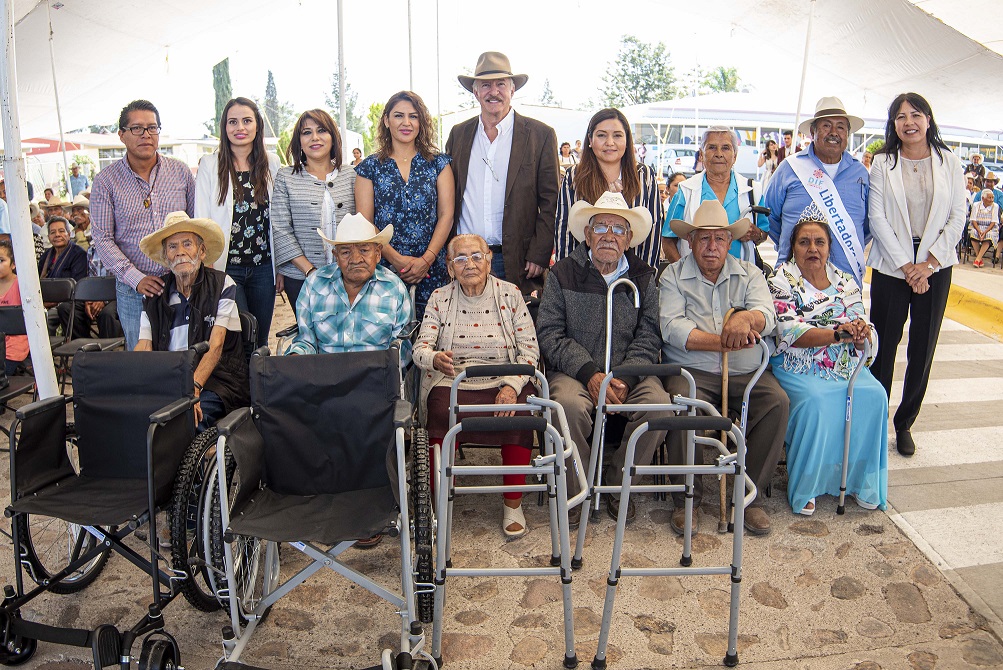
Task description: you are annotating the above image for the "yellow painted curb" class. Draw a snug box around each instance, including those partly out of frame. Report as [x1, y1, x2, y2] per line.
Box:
[945, 283, 1003, 343]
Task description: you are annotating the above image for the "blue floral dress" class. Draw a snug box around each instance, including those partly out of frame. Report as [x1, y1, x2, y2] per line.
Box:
[355, 153, 452, 319]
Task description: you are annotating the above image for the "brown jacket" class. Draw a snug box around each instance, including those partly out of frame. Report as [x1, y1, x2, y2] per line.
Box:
[445, 111, 559, 293]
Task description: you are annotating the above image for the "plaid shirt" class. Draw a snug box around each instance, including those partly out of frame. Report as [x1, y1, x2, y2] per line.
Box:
[287, 263, 412, 355]
[91, 154, 195, 289]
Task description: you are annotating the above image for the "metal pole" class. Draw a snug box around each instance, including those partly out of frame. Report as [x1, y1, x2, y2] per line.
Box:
[407, 0, 414, 91]
[792, 0, 816, 151]
[0, 2, 59, 399]
[435, 0, 441, 144]
[45, 1, 71, 198]
[336, 0, 347, 138]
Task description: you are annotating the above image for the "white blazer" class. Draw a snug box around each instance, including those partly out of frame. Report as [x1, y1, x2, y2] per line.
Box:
[195, 151, 282, 275]
[867, 149, 966, 278]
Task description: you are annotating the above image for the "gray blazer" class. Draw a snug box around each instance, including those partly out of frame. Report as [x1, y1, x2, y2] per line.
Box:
[271, 165, 356, 279]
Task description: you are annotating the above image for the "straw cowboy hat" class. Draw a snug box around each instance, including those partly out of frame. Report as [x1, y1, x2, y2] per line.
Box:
[316, 212, 393, 247]
[40, 194, 72, 209]
[798, 96, 865, 136]
[139, 211, 225, 268]
[457, 51, 529, 93]
[985, 171, 999, 184]
[669, 199, 751, 240]
[568, 191, 652, 249]
[70, 194, 89, 210]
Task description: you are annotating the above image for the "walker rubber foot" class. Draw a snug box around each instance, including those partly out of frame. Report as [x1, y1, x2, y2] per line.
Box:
[680, 554, 693, 567]
[590, 656, 606, 670]
[550, 554, 561, 567]
[563, 652, 579, 668]
[724, 652, 739, 667]
[433, 656, 443, 669]
[571, 557, 583, 571]
[836, 505, 845, 515]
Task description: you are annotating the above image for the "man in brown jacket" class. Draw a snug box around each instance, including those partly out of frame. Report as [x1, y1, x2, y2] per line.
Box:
[445, 51, 559, 293]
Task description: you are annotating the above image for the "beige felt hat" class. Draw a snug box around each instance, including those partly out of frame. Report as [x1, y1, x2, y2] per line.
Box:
[139, 211, 225, 268]
[70, 194, 89, 210]
[316, 212, 393, 247]
[568, 191, 652, 249]
[41, 195, 72, 209]
[458, 52, 529, 93]
[798, 96, 865, 136]
[669, 199, 751, 240]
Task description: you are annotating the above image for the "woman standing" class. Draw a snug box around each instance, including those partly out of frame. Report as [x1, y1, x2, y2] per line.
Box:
[868, 92, 966, 456]
[196, 97, 281, 348]
[758, 139, 780, 186]
[0, 240, 28, 375]
[558, 142, 577, 179]
[553, 108, 662, 268]
[350, 147, 363, 167]
[355, 90, 454, 319]
[968, 189, 1000, 267]
[271, 109, 356, 309]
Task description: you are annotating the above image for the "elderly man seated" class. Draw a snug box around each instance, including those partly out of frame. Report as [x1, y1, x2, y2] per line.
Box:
[538, 191, 672, 526]
[136, 211, 248, 432]
[660, 200, 789, 536]
[286, 213, 411, 355]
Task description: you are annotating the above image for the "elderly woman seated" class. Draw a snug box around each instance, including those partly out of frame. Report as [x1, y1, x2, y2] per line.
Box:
[768, 208, 888, 516]
[413, 233, 540, 539]
[968, 188, 1000, 268]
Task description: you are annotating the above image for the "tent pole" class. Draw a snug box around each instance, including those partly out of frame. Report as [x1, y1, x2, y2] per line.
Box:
[45, 1, 71, 198]
[407, 0, 414, 91]
[792, 0, 816, 150]
[435, 0, 441, 144]
[336, 0, 347, 137]
[0, 1, 59, 399]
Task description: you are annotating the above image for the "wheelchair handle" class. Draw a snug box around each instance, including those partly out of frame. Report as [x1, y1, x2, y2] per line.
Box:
[275, 324, 299, 338]
[150, 397, 197, 425]
[611, 363, 683, 379]
[461, 416, 548, 433]
[647, 415, 734, 433]
[464, 364, 536, 379]
[190, 341, 210, 356]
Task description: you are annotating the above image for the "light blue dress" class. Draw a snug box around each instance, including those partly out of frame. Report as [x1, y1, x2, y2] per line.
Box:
[769, 261, 888, 514]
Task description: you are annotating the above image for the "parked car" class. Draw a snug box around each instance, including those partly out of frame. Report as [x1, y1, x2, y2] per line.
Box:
[653, 144, 698, 179]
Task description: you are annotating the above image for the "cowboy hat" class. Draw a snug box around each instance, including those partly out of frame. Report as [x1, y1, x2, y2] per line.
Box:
[568, 191, 652, 249]
[669, 199, 751, 240]
[70, 194, 89, 210]
[985, 171, 999, 183]
[457, 52, 529, 93]
[40, 195, 72, 209]
[139, 211, 225, 268]
[798, 96, 865, 136]
[316, 212, 393, 247]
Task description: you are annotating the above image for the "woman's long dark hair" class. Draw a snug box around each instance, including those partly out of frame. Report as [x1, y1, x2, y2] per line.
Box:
[574, 108, 640, 205]
[877, 92, 951, 170]
[376, 90, 438, 163]
[216, 97, 272, 207]
[764, 139, 778, 160]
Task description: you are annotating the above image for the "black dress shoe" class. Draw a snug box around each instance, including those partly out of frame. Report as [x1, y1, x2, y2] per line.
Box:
[896, 430, 915, 456]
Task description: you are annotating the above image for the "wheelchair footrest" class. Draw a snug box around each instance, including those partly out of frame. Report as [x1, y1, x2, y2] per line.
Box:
[91, 624, 121, 668]
[218, 662, 275, 670]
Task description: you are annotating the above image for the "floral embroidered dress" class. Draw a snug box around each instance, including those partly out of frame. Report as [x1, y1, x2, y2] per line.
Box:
[768, 260, 888, 514]
[227, 171, 270, 267]
[355, 153, 451, 318]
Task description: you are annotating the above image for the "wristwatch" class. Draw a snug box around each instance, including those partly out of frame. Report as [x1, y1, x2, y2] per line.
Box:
[833, 329, 840, 343]
[927, 263, 938, 273]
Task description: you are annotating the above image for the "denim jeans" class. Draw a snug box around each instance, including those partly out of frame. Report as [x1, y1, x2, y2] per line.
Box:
[490, 249, 506, 280]
[115, 280, 144, 351]
[196, 389, 226, 434]
[227, 263, 275, 349]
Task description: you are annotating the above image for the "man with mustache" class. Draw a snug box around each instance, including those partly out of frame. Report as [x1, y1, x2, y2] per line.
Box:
[660, 200, 788, 536]
[537, 191, 672, 526]
[285, 213, 411, 355]
[765, 96, 870, 285]
[445, 52, 559, 293]
[135, 211, 248, 432]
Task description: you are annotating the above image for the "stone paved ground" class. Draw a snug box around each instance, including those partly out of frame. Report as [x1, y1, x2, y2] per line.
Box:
[7, 299, 1003, 670]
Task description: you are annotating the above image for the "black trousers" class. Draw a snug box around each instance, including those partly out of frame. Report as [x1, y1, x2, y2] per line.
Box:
[869, 266, 952, 432]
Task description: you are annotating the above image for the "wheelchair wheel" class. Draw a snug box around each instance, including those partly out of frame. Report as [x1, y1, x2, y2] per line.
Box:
[14, 513, 107, 594]
[0, 610, 37, 667]
[409, 429, 434, 624]
[169, 427, 223, 612]
[138, 637, 178, 670]
[207, 450, 280, 624]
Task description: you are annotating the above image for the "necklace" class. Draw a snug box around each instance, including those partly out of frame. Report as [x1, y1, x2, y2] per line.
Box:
[143, 162, 160, 208]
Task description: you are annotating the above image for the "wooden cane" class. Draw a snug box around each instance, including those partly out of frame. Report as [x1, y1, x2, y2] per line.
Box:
[719, 308, 736, 533]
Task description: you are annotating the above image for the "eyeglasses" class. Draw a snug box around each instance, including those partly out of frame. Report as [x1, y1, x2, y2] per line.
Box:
[122, 125, 162, 136]
[590, 222, 628, 236]
[451, 252, 486, 266]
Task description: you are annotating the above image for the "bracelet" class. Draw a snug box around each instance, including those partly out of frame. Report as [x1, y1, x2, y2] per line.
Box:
[194, 381, 204, 392]
[306, 267, 317, 277]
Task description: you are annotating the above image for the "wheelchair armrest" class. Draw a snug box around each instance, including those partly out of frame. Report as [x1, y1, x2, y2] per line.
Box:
[398, 319, 421, 341]
[216, 406, 253, 438]
[150, 397, 197, 426]
[611, 363, 682, 380]
[76, 342, 102, 353]
[251, 345, 271, 359]
[275, 325, 299, 338]
[14, 394, 71, 421]
[190, 341, 210, 357]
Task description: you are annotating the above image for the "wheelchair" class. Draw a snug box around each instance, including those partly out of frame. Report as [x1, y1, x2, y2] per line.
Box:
[202, 340, 435, 670]
[1, 345, 206, 669]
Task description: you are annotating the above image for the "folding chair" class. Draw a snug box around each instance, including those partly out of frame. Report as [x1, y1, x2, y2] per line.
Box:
[1, 345, 205, 668]
[0, 307, 37, 441]
[52, 276, 125, 392]
[209, 343, 433, 670]
[39, 277, 75, 350]
[430, 364, 585, 669]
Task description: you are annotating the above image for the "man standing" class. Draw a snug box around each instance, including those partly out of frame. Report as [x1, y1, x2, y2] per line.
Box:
[966, 153, 986, 189]
[765, 97, 870, 284]
[777, 130, 801, 163]
[91, 100, 195, 350]
[68, 163, 90, 198]
[445, 52, 559, 293]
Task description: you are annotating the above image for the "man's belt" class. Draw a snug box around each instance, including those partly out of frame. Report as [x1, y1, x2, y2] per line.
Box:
[488, 244, 503, 253]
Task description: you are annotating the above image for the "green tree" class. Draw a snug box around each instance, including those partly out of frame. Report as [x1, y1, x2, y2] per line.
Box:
[259, 71, 297, 139]
[539, 78, 558, 107]
[325, 69, 365, 134]
[866, 139, 886, 155]
[207, 58, 233, 137]
[601, 35, 678, 107]
[702, 66, 740, 93]
[362, 102, 385, 156]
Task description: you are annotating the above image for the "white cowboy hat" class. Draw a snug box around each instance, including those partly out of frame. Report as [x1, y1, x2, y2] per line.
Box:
[798, 96, 865, 136]
[40, 195, 72, 209]
[457, 51, 529, 93]
[139, 211, 225, 268]
[316, 212, 393, 247]
[669, 199, 751, 240]
[568, 191, 652, 249]
[70, 194, 89, 210]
